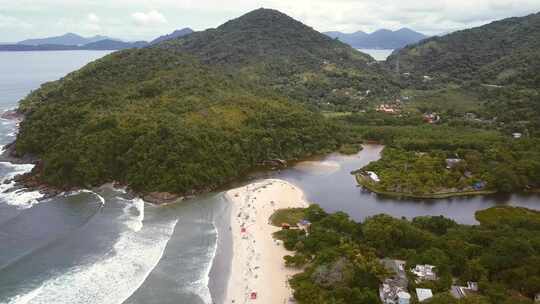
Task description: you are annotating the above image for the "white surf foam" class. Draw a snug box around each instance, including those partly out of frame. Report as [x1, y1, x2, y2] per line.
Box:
[66, 190, 106, 206]
[118, 198, 145, 232]
[5, 203, 178, 304]
[184, 223, 218, 304]
[0, 162, 43, 209]
[4, 285, 44, 304]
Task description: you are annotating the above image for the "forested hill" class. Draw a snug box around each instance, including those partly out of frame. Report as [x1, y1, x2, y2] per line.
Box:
[13, 9, 372, 195]
[155, 8, 397, 109]
[386, 12, 540, 87]
[161, 8, 368, 66]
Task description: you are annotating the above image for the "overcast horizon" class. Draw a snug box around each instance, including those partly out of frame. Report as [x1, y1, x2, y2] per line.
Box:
[1, 0, 540, 42]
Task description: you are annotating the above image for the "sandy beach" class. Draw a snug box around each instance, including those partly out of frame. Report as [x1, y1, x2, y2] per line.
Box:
[223, 179, 309, 304]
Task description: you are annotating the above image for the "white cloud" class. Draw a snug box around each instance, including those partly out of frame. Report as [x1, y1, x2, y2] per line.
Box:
[84, 13, 101, 32]
[87, 13, 100, 23]
[1, 0, 539, 40]
[0, 13, 33, 30]
[131, 10, 168, 26]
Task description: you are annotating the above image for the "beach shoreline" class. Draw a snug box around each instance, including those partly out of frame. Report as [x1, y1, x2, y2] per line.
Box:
[222, 179, 309, 304]
[209, 194, 233, 304]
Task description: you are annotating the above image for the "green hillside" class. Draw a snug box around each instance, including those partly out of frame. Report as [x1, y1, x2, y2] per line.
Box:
[157, 8, 397, 110]
[387, 12, 540, 87]
[14, 9, 401, 194]
[15, 48, 342, 194]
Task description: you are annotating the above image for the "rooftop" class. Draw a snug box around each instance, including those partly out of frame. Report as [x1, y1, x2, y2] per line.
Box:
[416, 288, 433, 302]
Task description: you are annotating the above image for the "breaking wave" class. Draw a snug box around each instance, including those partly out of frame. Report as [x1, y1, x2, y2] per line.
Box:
[5, 197, 178, 304]
[0, 162, 43, 209]
[184, 223, 218, 304]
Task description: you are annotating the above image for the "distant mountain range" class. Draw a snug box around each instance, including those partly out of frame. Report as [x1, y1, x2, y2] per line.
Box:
[150, 28, 194, 44]
[18, 33, 111, 46]
[0, 29, 194, 51]
[324, 28, 428, 49]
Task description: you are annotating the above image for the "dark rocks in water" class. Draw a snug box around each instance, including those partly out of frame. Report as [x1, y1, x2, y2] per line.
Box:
[142, 192, 184, 205]
[0, 141, 39, 164]
[262, 159, 287, 168]
[11, 172, 61, 199]
[1, 109, 23, 120]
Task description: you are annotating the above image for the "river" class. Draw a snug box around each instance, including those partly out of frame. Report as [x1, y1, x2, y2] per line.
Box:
[0, 50, 539, 304]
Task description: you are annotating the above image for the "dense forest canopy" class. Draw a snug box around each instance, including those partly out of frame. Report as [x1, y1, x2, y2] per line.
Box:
[275, 205, 540, 304]
[386, 12, 540, 87]
[15, 48, 343, 193]
[344, 11, 540, 197]
[156, 8, 398, 110]
[13, 9, 405, 194]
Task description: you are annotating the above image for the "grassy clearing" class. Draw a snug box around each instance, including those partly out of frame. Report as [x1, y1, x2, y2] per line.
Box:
[402, 87, 483, 114]
[270, 208, 307, 227]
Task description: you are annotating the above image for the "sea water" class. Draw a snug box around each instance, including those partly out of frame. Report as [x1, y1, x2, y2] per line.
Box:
[357, 49, 394, 61]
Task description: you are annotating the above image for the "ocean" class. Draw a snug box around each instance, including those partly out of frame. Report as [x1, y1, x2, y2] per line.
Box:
[357, 49, 394, 61]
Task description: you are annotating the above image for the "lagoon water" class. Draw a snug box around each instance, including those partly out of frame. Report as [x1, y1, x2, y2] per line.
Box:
[0, 51, 539, 304]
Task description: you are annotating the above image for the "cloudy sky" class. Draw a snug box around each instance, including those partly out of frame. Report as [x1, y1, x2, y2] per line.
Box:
[1, 0, 539, 42]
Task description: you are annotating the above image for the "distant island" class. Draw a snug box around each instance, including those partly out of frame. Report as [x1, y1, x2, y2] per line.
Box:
[324, 28, 428, 49]
[17, 33, 111, 46]
[0, 29, 193, 51]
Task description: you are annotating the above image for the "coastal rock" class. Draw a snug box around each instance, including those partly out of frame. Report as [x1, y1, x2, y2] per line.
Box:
[0, 141, 39, 164]
[262, 159, 287, 169]
[0, 109, 23, 121]
[12, 166, 64, 199]
[143, 191, 184, 205]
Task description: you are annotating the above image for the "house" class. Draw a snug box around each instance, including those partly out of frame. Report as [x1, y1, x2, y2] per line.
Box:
[397, 291, 411, 304]
[513, 132, 523, 139]
[416, 288, 433, 302]
[473, 181, 486, 191]
[367, 171, 381, 183]
[423, 113, 441, 124]
[451, 282, 479, 299]
[412, 264, 437, 281]
[381, 259, 408, 286]
[446, 158, 463, 169]
[377, 104, 399, 114]
[379, 281, 411, 304]
[380, 259, 410, 304]
[297, 220, 312, 234]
